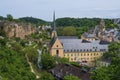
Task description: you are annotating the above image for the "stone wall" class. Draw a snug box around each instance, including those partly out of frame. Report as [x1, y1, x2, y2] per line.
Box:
[0, 21, 35, 39]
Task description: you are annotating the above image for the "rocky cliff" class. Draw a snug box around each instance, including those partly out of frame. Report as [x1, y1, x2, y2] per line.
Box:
[0, 21, 35, 39]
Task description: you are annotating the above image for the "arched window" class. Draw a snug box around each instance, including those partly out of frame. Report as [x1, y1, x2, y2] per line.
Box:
[56, 50, 59, 57]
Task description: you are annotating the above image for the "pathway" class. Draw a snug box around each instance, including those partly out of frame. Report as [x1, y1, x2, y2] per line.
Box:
[25, 54, 40, 79]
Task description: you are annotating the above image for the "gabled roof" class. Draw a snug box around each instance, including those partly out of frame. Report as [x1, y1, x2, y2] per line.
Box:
[82, 33, 95, 38]
[81, 40, 91, 43]
[50, 64, 91, 80]
[50, 37, 57, 47]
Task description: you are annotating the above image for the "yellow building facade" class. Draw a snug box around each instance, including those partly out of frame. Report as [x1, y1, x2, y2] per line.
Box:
[50, 36, 107, 64]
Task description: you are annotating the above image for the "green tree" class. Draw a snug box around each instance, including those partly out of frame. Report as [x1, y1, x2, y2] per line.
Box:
[0, 16, 5, 20]
[63, 26, 76, 36]
[91, 42, 120, 80]
[0, 38, 7, 46]
[20, 39, 29, 47]
[109, 42, 120, 52]
[7, 14, 13, 21]
[11, 42, 23, 53]
[90, 67, 110, 80]
[0, 30, 6, 37]
[25, 47, 38, 63]
[19, 17, 48, 26]
[64, 75, 80, 80]
[58, 57, 69, 64]
[40, 71, 54, 80]
[41, 53, 55, 70]
[56, 27, 63, 36]
[56, 17, 115, 28]
[104, 42, 120, 58]
[0, 46, 36, 80]
[76, 26, 88, 38]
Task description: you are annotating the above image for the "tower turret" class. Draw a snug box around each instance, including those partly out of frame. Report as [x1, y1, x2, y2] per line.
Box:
[100, 19, 105, 31]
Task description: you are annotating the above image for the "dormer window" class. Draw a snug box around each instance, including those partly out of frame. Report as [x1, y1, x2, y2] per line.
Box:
[95, 49, 97, 51]
[67, 50, 69, 52]
[74, 49, 76, 52]
[103, 49, 106, 51]
[87, 49, 89, 51]
[77, 49, 79, 52]
[90, 49, 92, 52]
[84, 49, 85, 52]
[80, 49, 82, 52]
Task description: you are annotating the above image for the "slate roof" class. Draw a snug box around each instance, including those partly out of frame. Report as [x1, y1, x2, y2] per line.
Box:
[50, 64, 91, 80]
[82, 33, 95, 38]
[114, 32, 120, 41]
[116, 32, 120, 36]
[58, 36, 78, 39]
[50, 35, 108, 53]
[59, 38, 108, 53]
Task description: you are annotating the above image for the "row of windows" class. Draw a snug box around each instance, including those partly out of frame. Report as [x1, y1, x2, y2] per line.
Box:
[71, 57, 97, 61]
[64, 49, 92, 52]
[100, 49, 106, 51]
[64, 53, 103, 57]
[64, 49, 106, 52]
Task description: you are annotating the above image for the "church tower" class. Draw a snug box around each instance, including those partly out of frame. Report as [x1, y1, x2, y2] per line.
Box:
[50, 12, 64, 58]
[51, 11, 57, 38]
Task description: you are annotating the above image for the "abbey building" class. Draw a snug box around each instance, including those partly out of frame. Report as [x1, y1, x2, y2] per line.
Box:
[49, 13, 109, 65]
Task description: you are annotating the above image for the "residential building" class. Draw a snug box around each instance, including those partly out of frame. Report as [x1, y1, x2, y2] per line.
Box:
[82, 19, 120, 42]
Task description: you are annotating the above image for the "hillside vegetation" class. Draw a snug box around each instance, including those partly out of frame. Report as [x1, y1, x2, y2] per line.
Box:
[19, 17, 49, 26]
[0, 15, 49, 26]
[56, 17, 117, 28]
[0, 15, 118, 28]
[0, 38, 36, 80]
[55, 18, 118, 37]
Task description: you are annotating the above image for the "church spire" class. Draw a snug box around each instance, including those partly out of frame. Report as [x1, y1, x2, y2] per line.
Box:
[51, 11, 57, 38]
[53, 11, 56, 31]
